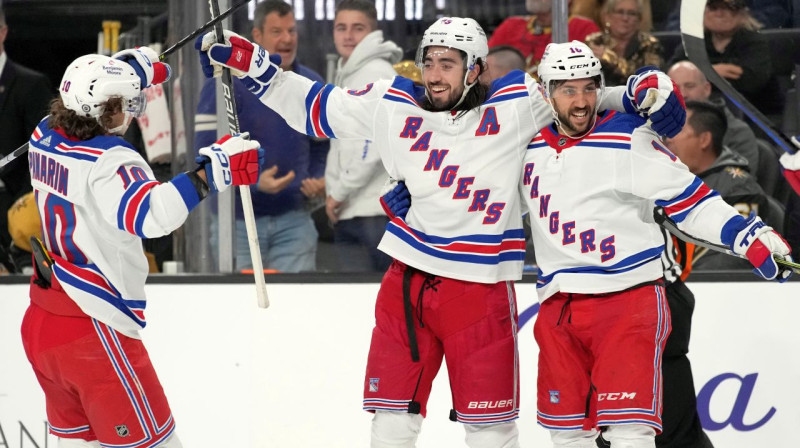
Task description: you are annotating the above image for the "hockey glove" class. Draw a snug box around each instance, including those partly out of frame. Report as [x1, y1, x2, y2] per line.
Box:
[779, 135, 800, 195]
[623, 66, 686, 138]
[196, 133, 263, 193]
[113, 47, 171, 88]
[380, 181, 410, 220]
[195, 31, 281, 93]
[726, 213, 793, 282]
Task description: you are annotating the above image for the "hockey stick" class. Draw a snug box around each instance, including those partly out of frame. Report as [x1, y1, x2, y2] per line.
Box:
[209, 0, 270, 308]
[0, 0, 251, 176]
[679, 0, 796, 154]
[0, 141, 30, 175]
[654, 207, 800, 274]
[159, 0, 248, 61]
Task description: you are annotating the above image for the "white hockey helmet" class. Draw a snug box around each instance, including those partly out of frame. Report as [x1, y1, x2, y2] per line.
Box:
[538, 41, 604, 98]
[415, 17, 488, 70]
[60, 54, 147, 122]
[539, 41, 604, 138]
[415, 17, 488, 109]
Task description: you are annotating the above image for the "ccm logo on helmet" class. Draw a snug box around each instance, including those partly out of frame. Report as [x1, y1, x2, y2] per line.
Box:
[570, 63, 591, 70]
[467, 399, 513, 409]
[597, 392, 637, 401]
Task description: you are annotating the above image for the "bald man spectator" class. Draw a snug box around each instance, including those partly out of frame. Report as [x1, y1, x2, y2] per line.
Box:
[484, 45, 526, 82]
[668, 60, 759, 180]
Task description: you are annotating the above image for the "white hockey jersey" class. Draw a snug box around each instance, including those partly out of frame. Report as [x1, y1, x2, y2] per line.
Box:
[521, 111, 741, 300]
[28, 118, 203, 338]
[252, 70, 626, 283]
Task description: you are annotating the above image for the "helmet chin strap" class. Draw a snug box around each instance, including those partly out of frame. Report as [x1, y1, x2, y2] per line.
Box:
[451, 68, 476, 110]
[106, 111, 133, 136]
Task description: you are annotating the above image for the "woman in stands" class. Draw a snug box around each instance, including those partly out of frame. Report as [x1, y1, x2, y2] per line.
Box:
[668, 0, 782, 114]
[585, 0, 663, 86]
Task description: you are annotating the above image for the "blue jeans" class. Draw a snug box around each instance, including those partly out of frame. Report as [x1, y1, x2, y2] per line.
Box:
[333, 216, 391, 272]
[212, 209, 317, 272]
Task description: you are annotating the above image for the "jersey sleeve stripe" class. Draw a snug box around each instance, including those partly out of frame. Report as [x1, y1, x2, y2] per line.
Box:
[383, 88, 421, 107]
[304, 82, 336, 138]
[484, 85, 528, 105]
[656, 179, 719, 223]
[117, 180, 159, 236]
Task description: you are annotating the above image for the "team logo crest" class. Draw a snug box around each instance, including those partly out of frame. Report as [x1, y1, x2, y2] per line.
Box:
[369, 378, 380, 392]
[549, 390, 560, 404]
[115, 424, 130, 437]
[558, 137, 567, 146]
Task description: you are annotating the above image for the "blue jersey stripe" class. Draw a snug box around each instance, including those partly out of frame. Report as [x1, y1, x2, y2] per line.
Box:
[318, 84, 337, 138]
[537, 246, 664, 286]
[304, 81, 325, 136]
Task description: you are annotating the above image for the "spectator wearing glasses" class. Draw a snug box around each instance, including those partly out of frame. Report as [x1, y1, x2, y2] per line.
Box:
[668, 0, 781, 114]
[585, 0, 663, 86]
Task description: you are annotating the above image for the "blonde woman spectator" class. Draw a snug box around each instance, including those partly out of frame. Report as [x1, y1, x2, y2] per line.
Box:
[572, 0, 653, 31]
[585, 0, 663, 86]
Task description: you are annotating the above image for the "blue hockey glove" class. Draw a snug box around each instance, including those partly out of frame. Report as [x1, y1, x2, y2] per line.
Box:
[194, 30, 281, 95]
[624, 66, 686, 138]
[380, 181, 410, 220]
[113, 47, 171, 88]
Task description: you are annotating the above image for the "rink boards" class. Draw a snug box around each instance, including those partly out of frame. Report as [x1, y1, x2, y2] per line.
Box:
[1, 281, 798, 447]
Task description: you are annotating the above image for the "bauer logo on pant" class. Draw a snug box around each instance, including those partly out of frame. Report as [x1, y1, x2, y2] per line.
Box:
[369, 378, 379, 392]
[549, 390, 560, 404]
[115, 424, 130, 437]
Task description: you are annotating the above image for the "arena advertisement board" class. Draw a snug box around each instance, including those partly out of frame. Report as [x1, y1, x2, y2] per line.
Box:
[1, 281, 798, 447]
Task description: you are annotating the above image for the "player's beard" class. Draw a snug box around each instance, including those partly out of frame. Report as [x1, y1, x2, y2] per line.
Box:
[555, 105, 594, 136]
[425, 82, 465, 111]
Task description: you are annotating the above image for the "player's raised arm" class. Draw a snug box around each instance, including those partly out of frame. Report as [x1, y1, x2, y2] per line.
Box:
[195, 30, 385, 142]
[624, 125, 792, 282]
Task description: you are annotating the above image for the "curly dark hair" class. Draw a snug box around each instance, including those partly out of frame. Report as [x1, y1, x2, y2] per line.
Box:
[47, 97, 122, 140]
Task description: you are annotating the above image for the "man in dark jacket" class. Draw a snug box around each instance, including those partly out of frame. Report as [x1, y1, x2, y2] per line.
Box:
[666, 100, 772, 270]
[0, 8, 53, 270]
[194, 0, 328, 272]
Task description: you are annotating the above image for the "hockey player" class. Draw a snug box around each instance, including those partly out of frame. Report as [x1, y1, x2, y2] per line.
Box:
[20, 48, 261, 448]
[523, 41, 792, 448]
[195, 18, 684, 447]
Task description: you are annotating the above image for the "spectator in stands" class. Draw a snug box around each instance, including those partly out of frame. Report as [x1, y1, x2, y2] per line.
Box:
[665, 100, 771, 270]
[586, 0, 663, 86]
[573, 0, 655, 31]
[325, 0, 401, 272]
[661, 0, 792, 30]
[488, 0, 599, 75]
[668, 0, 782, 114]
[194, 0, 328, 272]
[667, 60, 760, 179]
[484, 45, 526, 82]
[0, 7, 53, 273]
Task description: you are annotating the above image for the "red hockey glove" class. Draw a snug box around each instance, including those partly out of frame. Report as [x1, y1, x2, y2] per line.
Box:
[196, 133, 262, 193]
